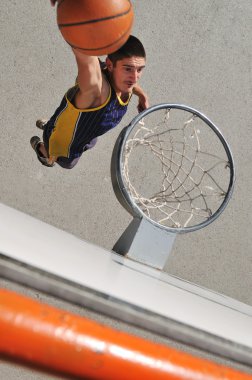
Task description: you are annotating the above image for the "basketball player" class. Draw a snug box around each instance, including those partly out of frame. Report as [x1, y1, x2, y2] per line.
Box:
[30, 1, 149, 169]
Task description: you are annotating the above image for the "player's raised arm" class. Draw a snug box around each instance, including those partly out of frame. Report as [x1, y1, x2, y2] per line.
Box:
[71, 49, 104, 110]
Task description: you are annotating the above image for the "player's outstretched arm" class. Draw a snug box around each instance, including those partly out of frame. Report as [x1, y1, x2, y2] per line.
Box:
[133, 84, 149, 113]
[72, 48, 104, 109]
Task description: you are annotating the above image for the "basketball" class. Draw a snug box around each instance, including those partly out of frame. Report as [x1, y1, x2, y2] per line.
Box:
[57, 0, 134, 56]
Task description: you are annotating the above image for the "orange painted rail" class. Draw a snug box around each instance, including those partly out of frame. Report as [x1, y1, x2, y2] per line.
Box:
[0, 288, 251, 380]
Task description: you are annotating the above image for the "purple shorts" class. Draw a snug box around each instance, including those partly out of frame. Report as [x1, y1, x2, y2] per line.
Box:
[56, 137, 98, 169]
[39, 136, 98, 169]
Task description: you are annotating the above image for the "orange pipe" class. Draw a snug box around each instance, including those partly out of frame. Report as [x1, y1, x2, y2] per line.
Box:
[0, 288, 251, 380]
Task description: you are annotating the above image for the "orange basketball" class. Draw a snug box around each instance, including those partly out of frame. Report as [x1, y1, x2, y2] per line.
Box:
[57, 0, 134, 56]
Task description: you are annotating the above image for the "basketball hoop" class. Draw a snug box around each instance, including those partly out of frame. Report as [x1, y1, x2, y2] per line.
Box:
[111, 104, 235, 269]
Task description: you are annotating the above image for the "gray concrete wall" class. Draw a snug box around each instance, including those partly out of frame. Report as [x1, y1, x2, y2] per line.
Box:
[1, 0, 251, 304]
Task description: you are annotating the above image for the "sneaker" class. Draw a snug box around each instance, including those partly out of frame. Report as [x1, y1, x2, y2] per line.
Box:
[36, 119, 48, 130]
[30, 136, 41, 153]
[30, 136, 54, 167]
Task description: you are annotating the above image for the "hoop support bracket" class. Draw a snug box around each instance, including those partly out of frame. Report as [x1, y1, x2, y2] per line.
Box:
[113, 217, 176, 270]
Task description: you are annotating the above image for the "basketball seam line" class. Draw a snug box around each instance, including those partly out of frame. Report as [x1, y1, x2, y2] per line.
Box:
[66, 22, 133, 51]
[58, 6, 132, 28]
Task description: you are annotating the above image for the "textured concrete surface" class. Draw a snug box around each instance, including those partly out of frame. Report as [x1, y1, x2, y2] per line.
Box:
[0, 0, 252, 378]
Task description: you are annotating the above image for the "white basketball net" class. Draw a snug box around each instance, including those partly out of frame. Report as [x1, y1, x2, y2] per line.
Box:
[122, 108, 232, 229]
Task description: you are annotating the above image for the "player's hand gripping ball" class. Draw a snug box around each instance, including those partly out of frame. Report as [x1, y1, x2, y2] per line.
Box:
[57, 0, 134, 55]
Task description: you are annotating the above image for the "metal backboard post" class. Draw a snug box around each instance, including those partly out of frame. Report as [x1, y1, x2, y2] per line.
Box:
[113, 217, 176, 270]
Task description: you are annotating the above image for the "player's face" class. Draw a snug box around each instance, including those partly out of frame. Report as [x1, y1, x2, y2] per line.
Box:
[108, 56, 146, 94]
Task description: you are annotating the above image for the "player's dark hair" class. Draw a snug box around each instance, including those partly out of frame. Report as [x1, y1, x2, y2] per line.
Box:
[107, 35, 146, 64]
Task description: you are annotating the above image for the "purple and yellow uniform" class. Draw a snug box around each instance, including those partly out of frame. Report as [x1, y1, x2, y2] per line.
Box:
[43, 68, 131, 166]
